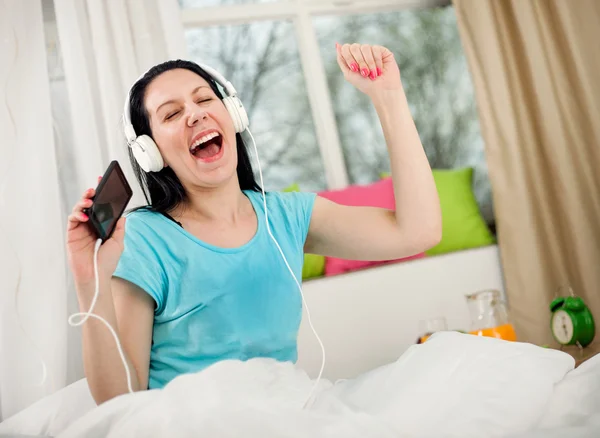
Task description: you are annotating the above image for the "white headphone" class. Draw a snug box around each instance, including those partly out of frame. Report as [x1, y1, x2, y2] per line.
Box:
[122, 63, 250, 173]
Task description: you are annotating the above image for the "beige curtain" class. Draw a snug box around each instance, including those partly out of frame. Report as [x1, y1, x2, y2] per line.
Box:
[453, 0, 600, 347]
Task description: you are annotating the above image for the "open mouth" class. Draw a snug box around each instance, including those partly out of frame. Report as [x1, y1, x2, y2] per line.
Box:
[189, 132, 223, 161]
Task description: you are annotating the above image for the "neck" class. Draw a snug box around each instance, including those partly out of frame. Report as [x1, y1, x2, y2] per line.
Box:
[175, 176, 250, 224]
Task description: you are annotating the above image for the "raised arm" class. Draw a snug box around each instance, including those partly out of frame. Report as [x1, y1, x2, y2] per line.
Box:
[305, 43, 441, 260]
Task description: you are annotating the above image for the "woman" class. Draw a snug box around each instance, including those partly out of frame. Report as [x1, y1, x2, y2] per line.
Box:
[66, 43, 441, 405]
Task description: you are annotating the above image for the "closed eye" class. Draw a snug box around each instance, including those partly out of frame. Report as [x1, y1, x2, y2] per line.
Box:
[164, 98, 212, 121]
[165, 110, 180, 121]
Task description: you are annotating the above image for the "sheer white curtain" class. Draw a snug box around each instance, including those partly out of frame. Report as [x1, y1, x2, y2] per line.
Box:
[53, 0, 187, 210]
[0, 0, 67, 421]
[0, 0, 186, 419]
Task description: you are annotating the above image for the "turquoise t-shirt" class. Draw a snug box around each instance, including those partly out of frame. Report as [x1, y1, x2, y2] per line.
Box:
[113, 190, 316, 389]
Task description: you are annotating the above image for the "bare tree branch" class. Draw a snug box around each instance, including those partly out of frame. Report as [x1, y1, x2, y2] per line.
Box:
[245, 22, 281, 115]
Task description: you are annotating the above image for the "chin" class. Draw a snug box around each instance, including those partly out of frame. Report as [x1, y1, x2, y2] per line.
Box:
[193, 155, 238, 188]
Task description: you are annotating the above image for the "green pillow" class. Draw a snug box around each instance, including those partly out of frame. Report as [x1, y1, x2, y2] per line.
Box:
[283, 183, 300, 192]
[426, 168, 496, 255]
[281, 183, 325, 279]
[302, 253, 325, 279]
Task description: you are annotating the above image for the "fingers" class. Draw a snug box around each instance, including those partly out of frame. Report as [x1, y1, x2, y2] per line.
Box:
[67, 211, 88, 231]
[67, 187, 95, 229]
[76, 198, 93, 214]
[338, 43, 359, 73]
[359, 44, 377, 79]
[335, 43, 351, 74]
[338, 43, 381, 80]
[349, 44, 370, 78]
[372, 45, 384, 76]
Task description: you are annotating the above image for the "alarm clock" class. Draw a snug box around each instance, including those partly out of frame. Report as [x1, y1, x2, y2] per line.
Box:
[550, 296, 595, 347]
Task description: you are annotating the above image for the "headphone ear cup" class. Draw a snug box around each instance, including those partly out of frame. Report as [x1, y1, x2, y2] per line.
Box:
[131, 135, 164, 173]
[223, 96, 249, 133]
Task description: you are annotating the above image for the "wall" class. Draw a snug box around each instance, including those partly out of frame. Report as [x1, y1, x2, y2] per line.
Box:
[296, 245, 505, 380]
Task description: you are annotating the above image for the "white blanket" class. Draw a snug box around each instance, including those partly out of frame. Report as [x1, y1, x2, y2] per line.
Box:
[2, 332, 599, 437]
[52, 332, 600, 438]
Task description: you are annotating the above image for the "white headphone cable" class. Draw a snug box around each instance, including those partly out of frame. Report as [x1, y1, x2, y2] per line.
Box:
[246, 128, 326, 410]
[67, 238, 134, 394]
[65, 132, 324, 404]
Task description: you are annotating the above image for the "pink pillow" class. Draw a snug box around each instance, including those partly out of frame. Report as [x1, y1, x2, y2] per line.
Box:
[318, 177, 425, 276]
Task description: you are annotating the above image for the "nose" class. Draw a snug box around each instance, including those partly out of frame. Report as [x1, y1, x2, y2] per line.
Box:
[187, 109, 208, 127]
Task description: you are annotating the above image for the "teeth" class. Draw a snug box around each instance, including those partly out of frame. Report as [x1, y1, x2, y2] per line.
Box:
[190, 132, 219, 150]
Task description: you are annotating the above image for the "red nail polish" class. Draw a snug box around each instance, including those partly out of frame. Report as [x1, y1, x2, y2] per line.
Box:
[81, 213, 88, 220]
[377, 67, 382, 76]
[369, 71, 376, 80]
[361, 68, 369, 77]
[350, 63, 359, 72]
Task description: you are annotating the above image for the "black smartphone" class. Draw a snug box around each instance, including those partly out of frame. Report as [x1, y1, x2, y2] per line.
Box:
[84, 160, 133, 242]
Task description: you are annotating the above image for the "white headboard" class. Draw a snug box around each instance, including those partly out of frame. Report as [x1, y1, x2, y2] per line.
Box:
[296, 245, 505, 380]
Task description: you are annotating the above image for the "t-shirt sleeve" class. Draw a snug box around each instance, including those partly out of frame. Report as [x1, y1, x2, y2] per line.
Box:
[278, 190, 317, 247]
[113, 212, 167, 314]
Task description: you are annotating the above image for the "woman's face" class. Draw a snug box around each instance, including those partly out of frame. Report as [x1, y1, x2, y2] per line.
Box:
[144, 68, 238, 190]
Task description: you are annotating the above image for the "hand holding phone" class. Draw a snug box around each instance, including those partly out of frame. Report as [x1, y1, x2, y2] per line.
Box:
[83, 161, 133, 242]
[67, 161, 133, 286]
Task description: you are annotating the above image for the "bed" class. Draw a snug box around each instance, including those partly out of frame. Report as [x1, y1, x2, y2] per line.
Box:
[1, 331, 599, 437]
[1, 245, 599, 437]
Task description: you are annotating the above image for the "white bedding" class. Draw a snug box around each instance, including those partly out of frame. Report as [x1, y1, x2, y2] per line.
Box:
[2, 332, 599, 437]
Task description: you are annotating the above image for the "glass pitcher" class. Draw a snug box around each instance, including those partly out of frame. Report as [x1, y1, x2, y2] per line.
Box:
[466, 289, 517, 341]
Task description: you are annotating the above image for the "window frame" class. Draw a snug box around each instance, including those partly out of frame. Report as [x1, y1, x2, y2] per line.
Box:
[177, 0, 451, 189]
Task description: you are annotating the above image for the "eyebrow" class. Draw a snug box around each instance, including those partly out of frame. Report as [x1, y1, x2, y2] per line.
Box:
[155, 85, 210, 114]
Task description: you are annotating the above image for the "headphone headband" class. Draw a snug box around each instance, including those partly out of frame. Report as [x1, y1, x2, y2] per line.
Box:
[122, 62, 239, 144]
[198, 64, 239, 97]
[122, 61, 249, 173]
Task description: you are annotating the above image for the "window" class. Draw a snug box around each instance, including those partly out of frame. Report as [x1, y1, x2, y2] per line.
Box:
[180, 0, 494, 224]
[180, 0, 283, 7]
[185, 21, 327, 191]
[314, 7, 493, 223]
